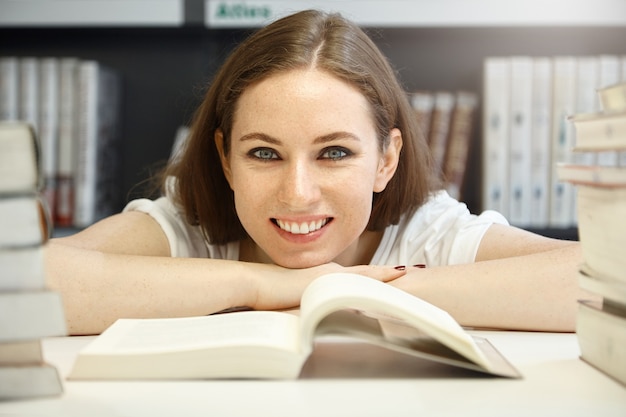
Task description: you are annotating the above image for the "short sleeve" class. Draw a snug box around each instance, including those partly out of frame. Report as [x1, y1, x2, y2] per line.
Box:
[123, 197, 210, 258]
[371, 191, 508, 267]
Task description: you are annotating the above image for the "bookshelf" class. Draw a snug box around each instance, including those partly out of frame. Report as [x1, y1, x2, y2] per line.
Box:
[1, 0, 625, 238]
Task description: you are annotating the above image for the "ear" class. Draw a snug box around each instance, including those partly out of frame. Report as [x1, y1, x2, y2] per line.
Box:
[373, 128, 402, 193]
[214, 129, 233, 188]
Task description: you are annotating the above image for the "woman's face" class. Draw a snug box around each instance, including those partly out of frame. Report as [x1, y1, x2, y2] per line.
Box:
[217, 68, 401, 268]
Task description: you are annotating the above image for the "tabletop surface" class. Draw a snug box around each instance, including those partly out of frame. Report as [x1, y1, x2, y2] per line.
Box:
[1, 331, 625, 417]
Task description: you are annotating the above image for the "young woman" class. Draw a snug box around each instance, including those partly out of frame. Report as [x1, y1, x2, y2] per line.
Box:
[46, 10, 590, 335]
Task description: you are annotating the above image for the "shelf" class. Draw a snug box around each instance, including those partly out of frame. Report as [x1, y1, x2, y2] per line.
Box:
[0, 0, 185, 27]
[2, 0, 626, 29]
[205, 0, 626, 28]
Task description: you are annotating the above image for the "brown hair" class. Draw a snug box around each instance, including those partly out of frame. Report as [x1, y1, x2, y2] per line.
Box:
[164, 9, 438, 244]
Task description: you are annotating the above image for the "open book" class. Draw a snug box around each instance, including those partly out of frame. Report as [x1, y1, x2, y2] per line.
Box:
[68, 273, 521, 380]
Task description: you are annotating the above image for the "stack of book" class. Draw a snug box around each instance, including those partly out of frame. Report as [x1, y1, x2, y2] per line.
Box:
[557, 81, 626, 386]
[483, 54, 626, 229]
[0, 122, 67, 400]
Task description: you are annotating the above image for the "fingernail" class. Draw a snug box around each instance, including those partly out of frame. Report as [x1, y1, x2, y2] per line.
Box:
[412, 264, 426, 268]
[394, 265, 406, 271]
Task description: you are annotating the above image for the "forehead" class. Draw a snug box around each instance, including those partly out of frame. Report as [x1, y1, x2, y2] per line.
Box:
[232, 68, 375, 134]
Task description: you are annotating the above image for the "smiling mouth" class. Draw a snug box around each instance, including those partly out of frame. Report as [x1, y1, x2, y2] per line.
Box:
[273, 218, 332, 234]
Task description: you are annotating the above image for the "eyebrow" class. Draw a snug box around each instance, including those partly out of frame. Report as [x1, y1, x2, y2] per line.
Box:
[237, 131, 361, 145]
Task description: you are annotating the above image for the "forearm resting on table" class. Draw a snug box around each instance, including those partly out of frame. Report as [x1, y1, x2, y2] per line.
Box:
[391, 244, 595, 332]
[44, 242, 260, 335]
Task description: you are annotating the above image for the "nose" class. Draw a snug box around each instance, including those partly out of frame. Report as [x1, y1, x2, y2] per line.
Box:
[277, 159, 321, 209]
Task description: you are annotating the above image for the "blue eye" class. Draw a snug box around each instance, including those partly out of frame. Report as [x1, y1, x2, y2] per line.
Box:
[251, 148, 279, 160]
[321, 147, 350, 161]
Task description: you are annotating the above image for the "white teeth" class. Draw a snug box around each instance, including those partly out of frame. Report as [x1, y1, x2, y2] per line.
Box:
[276, 218, 328, 234]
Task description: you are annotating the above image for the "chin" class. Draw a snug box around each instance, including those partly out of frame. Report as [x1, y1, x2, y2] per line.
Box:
[271, 254, 333, 270]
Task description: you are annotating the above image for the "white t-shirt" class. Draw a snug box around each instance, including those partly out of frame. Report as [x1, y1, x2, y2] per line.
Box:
[123, 190, 508, 267]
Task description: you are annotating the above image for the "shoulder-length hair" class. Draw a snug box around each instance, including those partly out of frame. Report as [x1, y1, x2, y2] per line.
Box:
[163, 9, 438, 244]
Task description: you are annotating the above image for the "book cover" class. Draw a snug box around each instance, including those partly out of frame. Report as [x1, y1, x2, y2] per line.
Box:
[598, 81, 626, 112]
[576, 299, 626, 386]
[578, 265, 626, 308]
[0, 291, 67, 343]
[0, 122, 41, 194]
[0, 363, 64, 400]
[0, 195, 47, 248]
[0, 246, 46, 291]
[557, 163, 626, 188]
[0, 340, 44, 366]
[575, 183, 626, 284]
[570, 111, 626, 151]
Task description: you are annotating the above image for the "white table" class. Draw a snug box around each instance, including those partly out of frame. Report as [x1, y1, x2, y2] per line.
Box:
[1, 331, 625, 417]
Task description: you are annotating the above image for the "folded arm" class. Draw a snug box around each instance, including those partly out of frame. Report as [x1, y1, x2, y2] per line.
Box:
[390, 224, 595, 332]
[45, 211, 403, 335]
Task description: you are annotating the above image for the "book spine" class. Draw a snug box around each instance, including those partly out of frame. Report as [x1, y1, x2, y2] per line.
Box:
[74, 61, 122, 228]
[549, 56, 577, 228]
[410, 90, 435, 144]
[577, 185, 626, 282]
[482, 57, 510, 216]
[0, 291, 67, 342]
[38, 58, 60, 222]
[443, 91, 478, 200]
[0, 57, 19, 121]
[576, 301, 626, 386]
[0, 196, 47, 248]
[572, 115, 626, 150]
[508, 57, 533, 227]
[529, 58, 553, 228]
[93, 66, 122, 224]
[428, 91, 455, 180]
[74, 61, 99, 228]
[55, 58, 79, 227]
[0, 247, 46, 291]
[578, 269, 626, 307]
[617, 55, 626, 167]
[0, 364, 64, 400]
[573, 56, 599, 170]
[0, 340, 44, 365]
[596, 55, 622, 166]
[18, 57, 39, 132]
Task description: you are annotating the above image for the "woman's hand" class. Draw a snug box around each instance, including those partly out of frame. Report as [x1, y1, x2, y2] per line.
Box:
[248, 263, 406, 311]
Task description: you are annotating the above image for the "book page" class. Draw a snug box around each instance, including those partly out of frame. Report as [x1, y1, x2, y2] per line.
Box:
[311, 308, 520, 378]
[315, 309, 476, 365]
[81, 311, 300, 354]
[298, 273, 489, 369]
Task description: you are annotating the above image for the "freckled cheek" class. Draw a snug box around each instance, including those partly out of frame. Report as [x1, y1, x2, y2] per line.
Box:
[231, 181, 272, 226]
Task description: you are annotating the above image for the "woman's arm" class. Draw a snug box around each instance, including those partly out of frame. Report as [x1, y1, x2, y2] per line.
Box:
[45, 211, 403, 335]
[391, 224, 596, 332]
